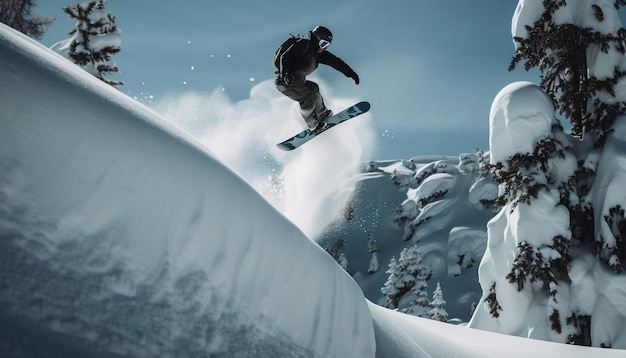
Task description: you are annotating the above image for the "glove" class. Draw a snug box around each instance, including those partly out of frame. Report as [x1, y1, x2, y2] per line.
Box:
[283, 71, 295, 85]
[349, 72, 360, 85]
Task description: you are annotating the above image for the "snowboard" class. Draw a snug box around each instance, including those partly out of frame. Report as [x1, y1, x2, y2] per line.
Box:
[276, 101, 370, 151]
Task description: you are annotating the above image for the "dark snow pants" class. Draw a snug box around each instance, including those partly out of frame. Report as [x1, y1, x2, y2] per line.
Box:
[275, 78, 329, 129]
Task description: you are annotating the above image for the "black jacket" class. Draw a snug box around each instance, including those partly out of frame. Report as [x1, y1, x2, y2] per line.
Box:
[275, 32, 358, 84]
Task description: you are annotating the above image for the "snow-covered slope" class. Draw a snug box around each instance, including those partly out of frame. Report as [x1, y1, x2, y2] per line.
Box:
[369, 301, 626, 358]
[0, 23, 375, 357]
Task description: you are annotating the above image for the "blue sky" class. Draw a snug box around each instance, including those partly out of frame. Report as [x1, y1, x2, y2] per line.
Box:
[36, 1, 542, 159]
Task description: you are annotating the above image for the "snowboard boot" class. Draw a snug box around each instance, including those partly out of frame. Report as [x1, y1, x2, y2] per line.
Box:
[310, 121, 329, 135]
[300, 89, 333, 132]
[310, 108, 333, 134]
[318, 108, 333, 122]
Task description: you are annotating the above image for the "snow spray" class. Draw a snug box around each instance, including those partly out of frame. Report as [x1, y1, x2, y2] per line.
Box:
[157, 79, 375, 239]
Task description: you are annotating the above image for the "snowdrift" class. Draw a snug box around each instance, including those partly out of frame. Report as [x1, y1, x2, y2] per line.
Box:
[369, 301, 626, 358]
[0, 23, 375, 357]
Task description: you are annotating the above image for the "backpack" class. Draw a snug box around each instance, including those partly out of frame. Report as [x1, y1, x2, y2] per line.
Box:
[273, 35, 303, 70]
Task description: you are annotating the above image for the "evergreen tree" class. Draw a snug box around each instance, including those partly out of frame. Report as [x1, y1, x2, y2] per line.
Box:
[367, 233, 380, 274]
[405, 269, 430, 317]
[485, 132, 575, 338]
[479, 1, 626, 345]
[381, 257, 401, 309]
[481, 79, 578, 339]
[0, 0, 54, 39]
[368, 252, 380, 274]
[429, 282, 448, 322]
[505, 0, 626, 275]
[62, 0, 122, 86]
[510, 0, 626, 145]
[381, 245, 430, 310]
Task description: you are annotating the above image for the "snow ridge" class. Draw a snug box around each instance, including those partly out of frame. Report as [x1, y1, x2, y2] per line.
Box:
[0, 23, 374, 358]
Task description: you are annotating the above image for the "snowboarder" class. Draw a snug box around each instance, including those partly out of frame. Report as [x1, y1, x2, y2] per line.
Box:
[274, 26, 360, 134]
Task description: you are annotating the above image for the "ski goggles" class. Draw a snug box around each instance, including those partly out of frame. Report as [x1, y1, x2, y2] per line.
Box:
[319, 39, 331, 50]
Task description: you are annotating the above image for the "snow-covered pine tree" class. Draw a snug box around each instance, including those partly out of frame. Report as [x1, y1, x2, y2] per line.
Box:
[471, 0, 626, 347]
[368, 252, 380, 274]
[405, 266, 430, 317]
[381, 245, 430, 310]
[61, 0, 122, 86]
[509, 0, 626, 273]
[470, 79, 581, 343]
[486, 123, 574, 317]
[510, 0, 626, 144]
[429, 282, 448, 322]
[381, 257, 401, 309]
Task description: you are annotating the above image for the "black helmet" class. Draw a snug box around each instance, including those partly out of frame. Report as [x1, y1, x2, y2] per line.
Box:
[312, 26, 333, 43]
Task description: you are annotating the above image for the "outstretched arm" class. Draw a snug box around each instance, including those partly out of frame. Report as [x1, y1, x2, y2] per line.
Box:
[319, 51, 360, 84]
